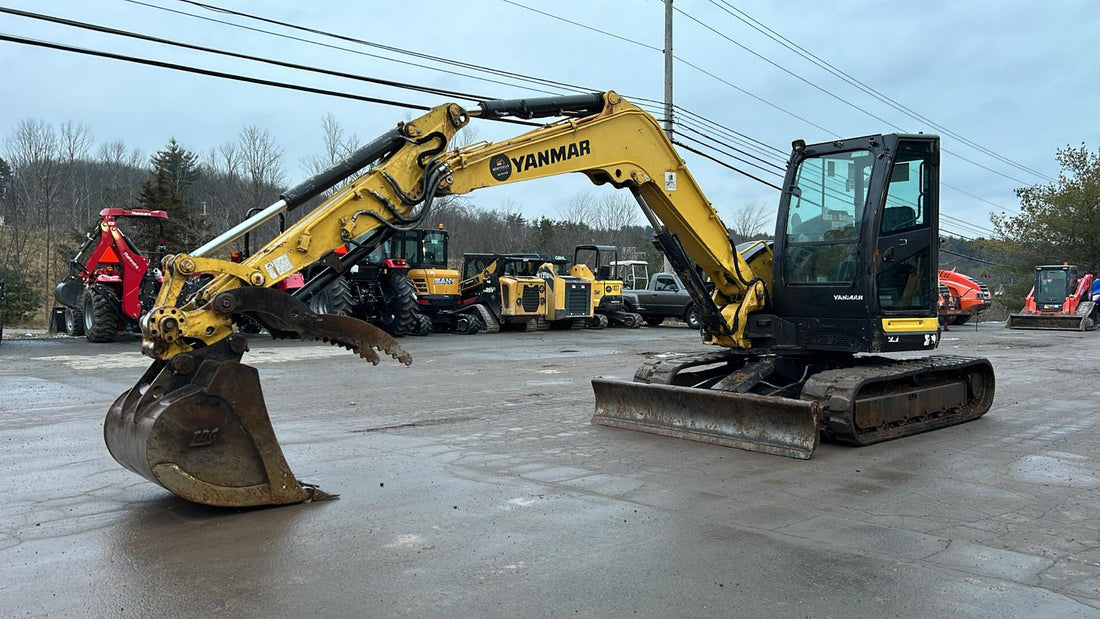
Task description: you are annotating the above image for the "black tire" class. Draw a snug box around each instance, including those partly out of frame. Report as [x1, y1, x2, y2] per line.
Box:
[951, 314, 971, 326]
[84, 288, 119, 343]
[413, 313, 433, 336]
[379, 274, 419, 337]
[455, 314, 482, 335]
[644, 316, 665, 327]
[65, 306, 85, 336]
[683, 305, 702, 330]
[308, 277, 354, 316]
[0, 314, 4, 346]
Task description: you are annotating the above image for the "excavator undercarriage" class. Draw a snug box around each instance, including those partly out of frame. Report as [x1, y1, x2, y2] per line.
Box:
[593, 352, 994, 458]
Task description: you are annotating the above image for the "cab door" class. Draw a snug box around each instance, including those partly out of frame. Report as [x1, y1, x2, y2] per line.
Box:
[874, 138, 939, 319]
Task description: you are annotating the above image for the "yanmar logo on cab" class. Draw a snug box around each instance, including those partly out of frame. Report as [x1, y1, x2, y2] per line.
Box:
[833, 294, 864, 301]
[489, 140, 592, 182]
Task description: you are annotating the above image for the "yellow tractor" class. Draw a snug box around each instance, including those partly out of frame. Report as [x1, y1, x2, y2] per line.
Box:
[570, 244, 643, 328]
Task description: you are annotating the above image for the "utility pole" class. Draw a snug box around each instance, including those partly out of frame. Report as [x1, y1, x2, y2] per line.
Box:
[663, 0, 674, 140]
[662, 0, 675, 274]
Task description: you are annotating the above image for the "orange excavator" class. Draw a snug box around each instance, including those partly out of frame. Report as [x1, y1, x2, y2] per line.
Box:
[938, 269, 991, 325]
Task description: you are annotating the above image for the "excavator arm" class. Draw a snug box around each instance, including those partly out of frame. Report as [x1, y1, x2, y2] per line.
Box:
[438, 91, 766, 348]
[138, 92, 761, 361]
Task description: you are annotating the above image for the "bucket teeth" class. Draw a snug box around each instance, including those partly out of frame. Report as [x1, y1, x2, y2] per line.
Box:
[305, 314, 412, 366]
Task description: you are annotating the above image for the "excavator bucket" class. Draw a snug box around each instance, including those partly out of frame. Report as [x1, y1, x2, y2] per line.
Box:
[105, 288, 411, 507]
[105, 336, 335, 507]
[591, 377, 820, 459]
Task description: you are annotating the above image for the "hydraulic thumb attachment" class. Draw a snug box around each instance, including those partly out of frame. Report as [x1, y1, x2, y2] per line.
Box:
[105, 288, 411, 507]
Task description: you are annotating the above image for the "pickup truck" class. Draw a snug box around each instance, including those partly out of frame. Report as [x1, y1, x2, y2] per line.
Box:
[622, 271, 701, 328]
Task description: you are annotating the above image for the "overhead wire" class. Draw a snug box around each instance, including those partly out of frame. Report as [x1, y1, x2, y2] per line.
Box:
[712, 0, 1055, 183]
[0, 32, 540, 128]
[501, 0, 1022, 220]
[678, 2, 1039, 190]
[2, 1, 1007, 236]
[129, 0, 788, 188]
[0, 6, 494, 102]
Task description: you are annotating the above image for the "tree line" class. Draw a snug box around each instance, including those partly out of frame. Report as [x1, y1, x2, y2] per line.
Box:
[1, 113, 1094, 325]
[0, 116, 775, 327]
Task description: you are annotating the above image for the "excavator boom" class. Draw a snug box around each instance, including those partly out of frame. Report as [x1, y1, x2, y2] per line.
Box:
[106, 91, 995, 507]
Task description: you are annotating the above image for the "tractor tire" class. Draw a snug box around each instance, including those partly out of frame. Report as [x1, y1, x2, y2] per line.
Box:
[84, 288, 119, 343]
[308, 277, 354, 316]
[65, 306, 85, 337]
[413, 313, 433, 336]
[587, 314, 609, 329]
[455, 314, 483, 335]
[951, 314, 971, 326]
[683, 305, 702, 330]
[379, 274, 419, 337]
[644, 316, 665, 327]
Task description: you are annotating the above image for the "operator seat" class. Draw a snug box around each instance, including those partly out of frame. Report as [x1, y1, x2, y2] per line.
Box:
[881, 206, 916, 234]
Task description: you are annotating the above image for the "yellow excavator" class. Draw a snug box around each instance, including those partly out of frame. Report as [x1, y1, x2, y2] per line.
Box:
[105, 92, 995, 507]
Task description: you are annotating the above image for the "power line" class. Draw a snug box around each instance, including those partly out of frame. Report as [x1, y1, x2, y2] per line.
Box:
[147, 1, 791, 183]
[123, 0, 567, 97]
[940, 248, 1005, 267]
[1, 6, 493, 102]
[713, 0, 1055, 184]
[172, 0, 598, 96]
[675, 4, 1037, 190]
[0, 32, 538, 128]
[1, 4, 1008, 238]
[501, 0, 1024, 217]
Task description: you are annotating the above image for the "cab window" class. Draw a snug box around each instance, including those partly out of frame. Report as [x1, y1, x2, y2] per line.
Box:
[782, 149, 872, 285]
[654, 275, 678, 292]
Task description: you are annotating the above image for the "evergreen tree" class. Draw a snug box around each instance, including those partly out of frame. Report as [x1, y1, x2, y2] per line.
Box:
[0, 156, 11, 203]
[151, 138, 201, 201]
[138, 140, 208, 252]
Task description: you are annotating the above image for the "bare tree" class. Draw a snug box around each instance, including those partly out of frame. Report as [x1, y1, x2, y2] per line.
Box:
[60, 122, 93, 224]
[302, 114, 360, 195]
[97, 140, 144, 207]
[557, 192, 595, 225]
[728, 201, 771, 241]
[238, 125, 284, 211]
[593, 193, 638, 232]
[3, 119, 62, 319]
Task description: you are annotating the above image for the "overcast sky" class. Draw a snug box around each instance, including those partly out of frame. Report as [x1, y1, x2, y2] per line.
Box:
[1, 0, 1096, 239]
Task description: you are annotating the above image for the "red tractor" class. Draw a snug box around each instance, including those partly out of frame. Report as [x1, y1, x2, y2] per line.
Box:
[53, 208, 168, 342]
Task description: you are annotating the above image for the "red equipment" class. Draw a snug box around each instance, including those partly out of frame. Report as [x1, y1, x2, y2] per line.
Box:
[937, 269, 992, 325]
[53, 208, 168, 342]
[1006, 264, 1097, 331]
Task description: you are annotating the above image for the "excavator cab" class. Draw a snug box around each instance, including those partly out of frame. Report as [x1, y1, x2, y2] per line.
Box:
[760, 135, 940, 353]
[594, 133, 991, 457]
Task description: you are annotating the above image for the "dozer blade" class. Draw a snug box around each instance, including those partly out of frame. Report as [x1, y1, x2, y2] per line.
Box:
[106, 287, 411, 507]
[1006, 312, 1095, 331]
[591, 377, 820, 459]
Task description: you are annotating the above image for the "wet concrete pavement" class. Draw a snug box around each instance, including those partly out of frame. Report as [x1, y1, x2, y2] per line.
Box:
[2, 322, 1100, 617]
